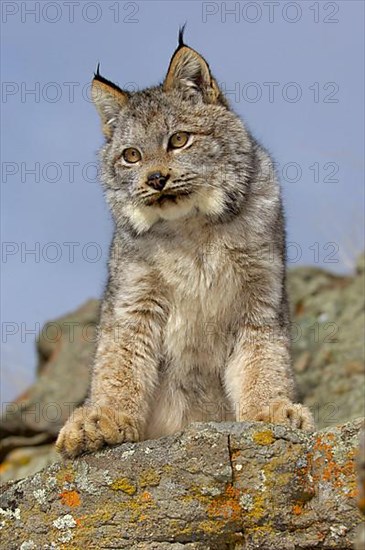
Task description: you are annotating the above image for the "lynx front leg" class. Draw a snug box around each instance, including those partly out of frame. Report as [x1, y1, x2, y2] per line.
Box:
[224, 326, 314, 431]
[56, 268, 168, 457]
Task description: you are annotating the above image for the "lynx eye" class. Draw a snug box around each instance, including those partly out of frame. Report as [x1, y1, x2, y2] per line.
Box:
[168, 131, 190, 149]
[122, 148, 142, 164]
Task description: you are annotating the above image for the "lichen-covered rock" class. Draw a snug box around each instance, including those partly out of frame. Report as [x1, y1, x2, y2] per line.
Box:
[289, 257, 365, 428]
[0, 419, 363, 549]
[355, 425, 365, 550]
[0, 300, 99, 448]
[0, 444, 59, 483]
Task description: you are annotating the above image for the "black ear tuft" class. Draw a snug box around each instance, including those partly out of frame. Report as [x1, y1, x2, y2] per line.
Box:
[178, 23, 187, 48]
[163, 37, 229, 107]
[93, 66, 126, 95]
[91, 68, 129, 139]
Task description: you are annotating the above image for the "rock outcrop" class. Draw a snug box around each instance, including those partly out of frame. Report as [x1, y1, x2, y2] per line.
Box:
[355, 426, 365, 550]
[0, 256, 364, 548]
[0, 419, 363, 549]
[289, 254, 365, 428]
[0, 299, 99, 447]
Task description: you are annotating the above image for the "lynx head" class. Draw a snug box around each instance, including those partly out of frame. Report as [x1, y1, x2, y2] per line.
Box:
[92, 28, 255, 234]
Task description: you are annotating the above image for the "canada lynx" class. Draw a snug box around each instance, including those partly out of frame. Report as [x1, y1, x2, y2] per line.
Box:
[56, 30, 314, 458]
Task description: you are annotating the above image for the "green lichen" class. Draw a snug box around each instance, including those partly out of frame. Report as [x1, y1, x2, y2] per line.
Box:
[252, 430, 274, 446]
[110, 477, 137, 495]
[139, 468, 161, 487]
[117, 490, 157, 523]
[56, 464, 76, 488]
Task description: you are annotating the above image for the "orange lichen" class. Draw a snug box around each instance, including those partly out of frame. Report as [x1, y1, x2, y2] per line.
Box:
[59, 490, 81, 507]
[292, 504, 303, 515]
[294, 452, 315, 502]
[140, 491, 152, 502]
[313, 435, 357, 497]
[207, 484, 241, 521]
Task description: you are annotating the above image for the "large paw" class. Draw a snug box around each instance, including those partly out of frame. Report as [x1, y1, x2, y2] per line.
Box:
[56, 405, 141, 458]
[255, 399, 315, 431]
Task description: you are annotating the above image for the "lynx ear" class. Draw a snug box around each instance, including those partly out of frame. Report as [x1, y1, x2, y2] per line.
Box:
[91, 65, 129, 139]
[163, 30, 224, 105]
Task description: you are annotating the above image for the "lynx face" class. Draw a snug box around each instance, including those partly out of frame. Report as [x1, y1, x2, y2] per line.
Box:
[92, 38, 256, 233]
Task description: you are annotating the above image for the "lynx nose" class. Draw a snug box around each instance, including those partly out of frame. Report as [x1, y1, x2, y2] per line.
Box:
[147, 171, 169, 191]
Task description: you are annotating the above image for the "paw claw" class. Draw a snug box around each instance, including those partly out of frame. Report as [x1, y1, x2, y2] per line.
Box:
[254, 400, 314, 431]
[56, 405, 141, 458]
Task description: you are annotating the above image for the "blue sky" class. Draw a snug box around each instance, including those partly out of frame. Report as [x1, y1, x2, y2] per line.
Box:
[1, 0, 364, 402]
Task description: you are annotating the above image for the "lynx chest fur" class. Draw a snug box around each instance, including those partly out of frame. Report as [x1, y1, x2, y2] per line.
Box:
[153, 228, 240, 371]
[142, 225, 241, 436]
